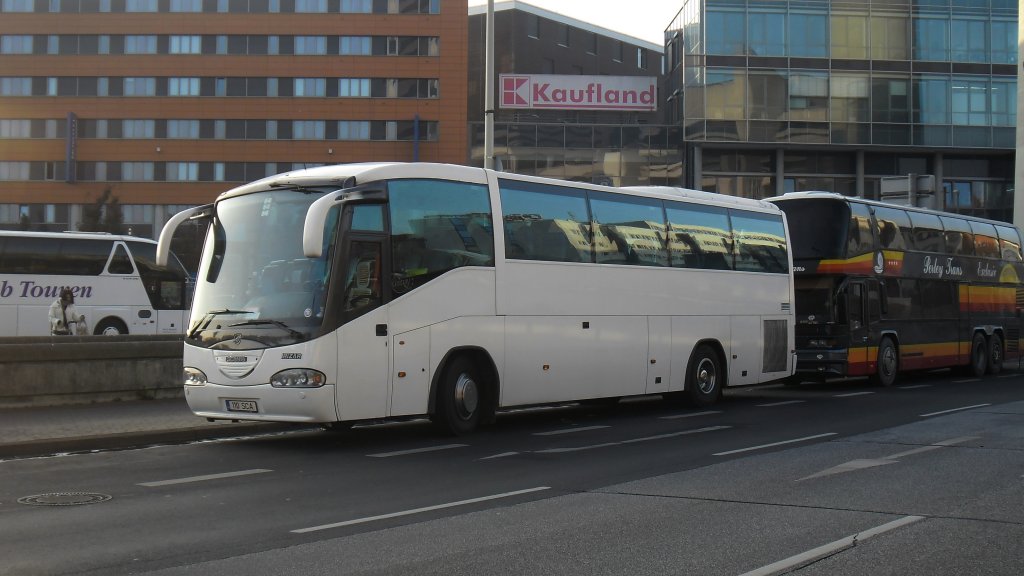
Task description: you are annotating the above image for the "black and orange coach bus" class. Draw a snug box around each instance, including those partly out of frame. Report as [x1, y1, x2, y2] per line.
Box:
[769, 192, 1023, 386]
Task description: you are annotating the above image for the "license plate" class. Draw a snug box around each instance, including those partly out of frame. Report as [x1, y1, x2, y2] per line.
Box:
[226, 400, 258, 413]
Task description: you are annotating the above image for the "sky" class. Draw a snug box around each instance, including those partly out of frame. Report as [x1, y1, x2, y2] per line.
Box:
[466, 0, 683, 46]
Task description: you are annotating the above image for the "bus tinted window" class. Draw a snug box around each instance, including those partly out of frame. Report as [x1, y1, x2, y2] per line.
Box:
[665, 201, 733, 270]
[127, 240, 188, 309]
[589, 191, 667, 267]
[500, 180, 592, 263]
[730, 211, 788, 273]
[0, 236, 114, 275]
[873, 206, 913, 251]
[774, 199, 847, 260]
[996, 225, 1022, 262]
[389, 179, 494, 294]
[969, 221, 999, 258]
[108, 244, 135, 274]
[847, 202, 874, 257]
[940, 216, 974, 255]
[907, 211, 944, 253]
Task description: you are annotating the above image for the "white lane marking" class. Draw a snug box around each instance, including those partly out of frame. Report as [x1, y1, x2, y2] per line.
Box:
[480, 452, 519, 460]
[738, 516, 924, 576]
[757, 400, 806, 407]
[660, 410, 722, 420]
[834, 391, 875, 398]
[952, 378, 982, 384]
[367, 444, 468, 458]
[884, 436, 978, 459]
[713, 433, 837, 457]
[998, 374, 1019, 379]
[536, 426, 730, 454]
[919, 404, 991, 418]
[534, 425, 610, 436]
[898, 384, 932, 390]
[139, 468, 272, 487]
[291, 486, 551, 534]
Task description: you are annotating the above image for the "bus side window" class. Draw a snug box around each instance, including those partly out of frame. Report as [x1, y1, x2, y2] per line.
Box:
[848, 283, 864, 329]
[108, 244, 135, 274]
[342, 241, 382, 314]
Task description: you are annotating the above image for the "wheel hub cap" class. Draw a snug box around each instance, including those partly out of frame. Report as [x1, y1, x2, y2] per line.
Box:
[454, 373, 478, 420]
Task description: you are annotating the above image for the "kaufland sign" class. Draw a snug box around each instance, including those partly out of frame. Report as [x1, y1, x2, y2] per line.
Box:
[500, 74, 657, 112]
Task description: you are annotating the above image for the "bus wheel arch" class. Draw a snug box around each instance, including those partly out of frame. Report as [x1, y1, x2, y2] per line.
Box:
[871, 335, 899, 387]
[987, 331, 1003, 375]
[429, 347, 499, 435]
[683, 340, 726, 407]
[94, 317, 128, 336]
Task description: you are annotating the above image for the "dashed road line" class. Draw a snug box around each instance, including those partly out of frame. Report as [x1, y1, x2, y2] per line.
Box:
[898, 384, 932, 390]
[951, 378, 982, 384]
[737, 516, 925, 576]
[920, 404, 991, 418]
[659, 410, 722, 420]
[291, 487, 551, 533]
[713, 433, 837, 457]
[834, 391, 875, 398]
[536, 426, 730, 454]
[480, 452, 519, 460]
[367, 444, 468, 458]
[534, 425, 610, 436]
[139, 468, 272, 487]
[757, 400, 806, 407]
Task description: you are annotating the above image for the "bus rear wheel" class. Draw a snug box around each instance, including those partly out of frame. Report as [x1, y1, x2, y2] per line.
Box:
[987, 333, 1003, 375]
[94, 318, 128, 336]
[967, 332, 988, 377]
[432, 355, 483, 436]
[685, 344, 723, 408]
[870, 337, 898, 387]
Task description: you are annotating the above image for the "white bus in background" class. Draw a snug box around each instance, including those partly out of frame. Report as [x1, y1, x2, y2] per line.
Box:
[157, 162, 794, 434]
[0, 230, 191, 336]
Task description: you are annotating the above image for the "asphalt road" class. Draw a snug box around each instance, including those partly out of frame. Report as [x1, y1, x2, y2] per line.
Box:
[1, 370, 1022, 576]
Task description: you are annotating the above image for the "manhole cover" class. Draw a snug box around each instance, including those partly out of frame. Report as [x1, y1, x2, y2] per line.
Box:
[18, 492, 112, 506]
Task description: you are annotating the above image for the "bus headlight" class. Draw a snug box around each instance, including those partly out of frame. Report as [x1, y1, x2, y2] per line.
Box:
[184, 367, 207, 386]
[271, 368, 326, 388]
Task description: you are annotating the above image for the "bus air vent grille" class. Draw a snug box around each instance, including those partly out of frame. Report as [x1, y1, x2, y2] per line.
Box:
[214, 350, 262, 379]
[762, 319, 788, 373]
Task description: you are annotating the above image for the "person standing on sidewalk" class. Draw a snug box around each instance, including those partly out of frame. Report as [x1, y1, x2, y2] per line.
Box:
[48, 287, 85, 336]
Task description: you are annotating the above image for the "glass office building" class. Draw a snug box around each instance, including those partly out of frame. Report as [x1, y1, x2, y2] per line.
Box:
[666, 0, 1017, 221]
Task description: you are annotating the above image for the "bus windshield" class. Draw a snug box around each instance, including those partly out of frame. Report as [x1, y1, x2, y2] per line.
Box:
[776, 199, 850, 260]
[794, 276, 840, 324]
[189, 188, 338, 348]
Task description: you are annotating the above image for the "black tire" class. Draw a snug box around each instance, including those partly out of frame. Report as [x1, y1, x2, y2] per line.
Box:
[685, 344, 723, 408]
[986, 333, 1003, 375]
[870, 337, 898, 387]
[432, 355, 484, 436]
[321, 421, 353, 433]
[94, 318, 128, 336]
[967, 332, 988, 377]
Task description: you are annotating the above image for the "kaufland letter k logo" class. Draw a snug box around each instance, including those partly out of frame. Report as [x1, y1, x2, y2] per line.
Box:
[502, 76, 530, 107]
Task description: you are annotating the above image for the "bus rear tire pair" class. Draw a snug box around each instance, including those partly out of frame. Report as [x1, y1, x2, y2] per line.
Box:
[966, 332, 1002, 377]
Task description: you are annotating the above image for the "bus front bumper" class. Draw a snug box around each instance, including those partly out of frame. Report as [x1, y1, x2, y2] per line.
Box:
[184, 382, 338, 423]
[794, 349, 849, 380]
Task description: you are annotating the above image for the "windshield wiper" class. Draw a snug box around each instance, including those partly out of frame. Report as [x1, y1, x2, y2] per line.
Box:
[188, 309, 255, 339]
[227, 319, 305, 339]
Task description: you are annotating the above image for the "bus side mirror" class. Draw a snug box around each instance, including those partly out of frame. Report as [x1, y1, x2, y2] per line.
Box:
[303, 191, 345, 258]
[157, 204, 212, 267]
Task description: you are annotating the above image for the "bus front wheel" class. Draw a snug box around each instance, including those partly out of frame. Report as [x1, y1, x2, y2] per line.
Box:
[432, 356, 483, 436]
[685, 344, 723, 408]
[94, 318, 128, 336]
[987, 333, 1003, 375]
[870, 337, 898, 387]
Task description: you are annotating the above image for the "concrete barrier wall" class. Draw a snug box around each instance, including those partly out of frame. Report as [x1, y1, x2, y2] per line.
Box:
[0, 335, 184, 408]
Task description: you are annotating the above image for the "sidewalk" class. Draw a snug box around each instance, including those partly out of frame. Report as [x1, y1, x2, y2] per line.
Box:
[0, 398, 311, 459]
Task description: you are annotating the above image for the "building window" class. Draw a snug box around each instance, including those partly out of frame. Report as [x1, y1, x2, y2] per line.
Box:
[295, 0, 326, 12]
[292, 120, 325, 139]
[125, 0, 157, 12]
[122, 119, 155, 138]
[0, 119, 31, 137]
[123, 77, 156, 96]
[46, 77, 57, 96]
[121, 162, 154, 181]
[214, 162, 225, 181]
[341, 0, 370, 12]
[526, 14, 540, 39]
[557, 24, 570, 47]
[0, 35, 33, 54]
[1, 0, 33, 12]
[339, 78, 370, 97]
[169, 35, 202, 54]
[0, 77, 32, 96]
[169, 77, 200, 96]
[340, 36, 371, 55]
[47, 35, 59, 55]
[338, 120, 370, 140]
[637, 48, 648, 69]
[294, 36, 327, 55]
[124, 35, 157, 54]
[169, 0, 202, 11]
[612, 41, 623, 62]
[167, 162, 199, 181]
[98, 35, 109, 54]
[0, 162, 30, 180]
[294, 77, 326, 97]
[167, 119, 200, 138]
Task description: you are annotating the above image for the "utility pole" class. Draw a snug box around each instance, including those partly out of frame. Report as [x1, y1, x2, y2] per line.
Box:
[484, 0, 495, 170]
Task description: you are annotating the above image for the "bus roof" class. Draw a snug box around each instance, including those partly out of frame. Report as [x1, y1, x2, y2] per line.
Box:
[216, 162, 782, 215]
[771, 191, 1018, 231]
[0, 230, 157, 243]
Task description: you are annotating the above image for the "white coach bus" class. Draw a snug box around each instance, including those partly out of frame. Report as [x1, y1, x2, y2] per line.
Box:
[157, 163, 794, 434]
[0, 230, 191, 336]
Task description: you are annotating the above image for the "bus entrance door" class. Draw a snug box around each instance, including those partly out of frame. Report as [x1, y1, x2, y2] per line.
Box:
[846, 281, 869, 374]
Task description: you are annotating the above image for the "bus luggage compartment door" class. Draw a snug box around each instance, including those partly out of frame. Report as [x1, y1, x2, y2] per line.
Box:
[729, 316, 759, 385]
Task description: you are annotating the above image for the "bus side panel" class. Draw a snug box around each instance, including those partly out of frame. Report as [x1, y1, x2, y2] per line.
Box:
[0, 306, 15, 336]
[729, 316, 759, 385]
[17, 305, 48, 336]
[503, 316, 647, 406]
